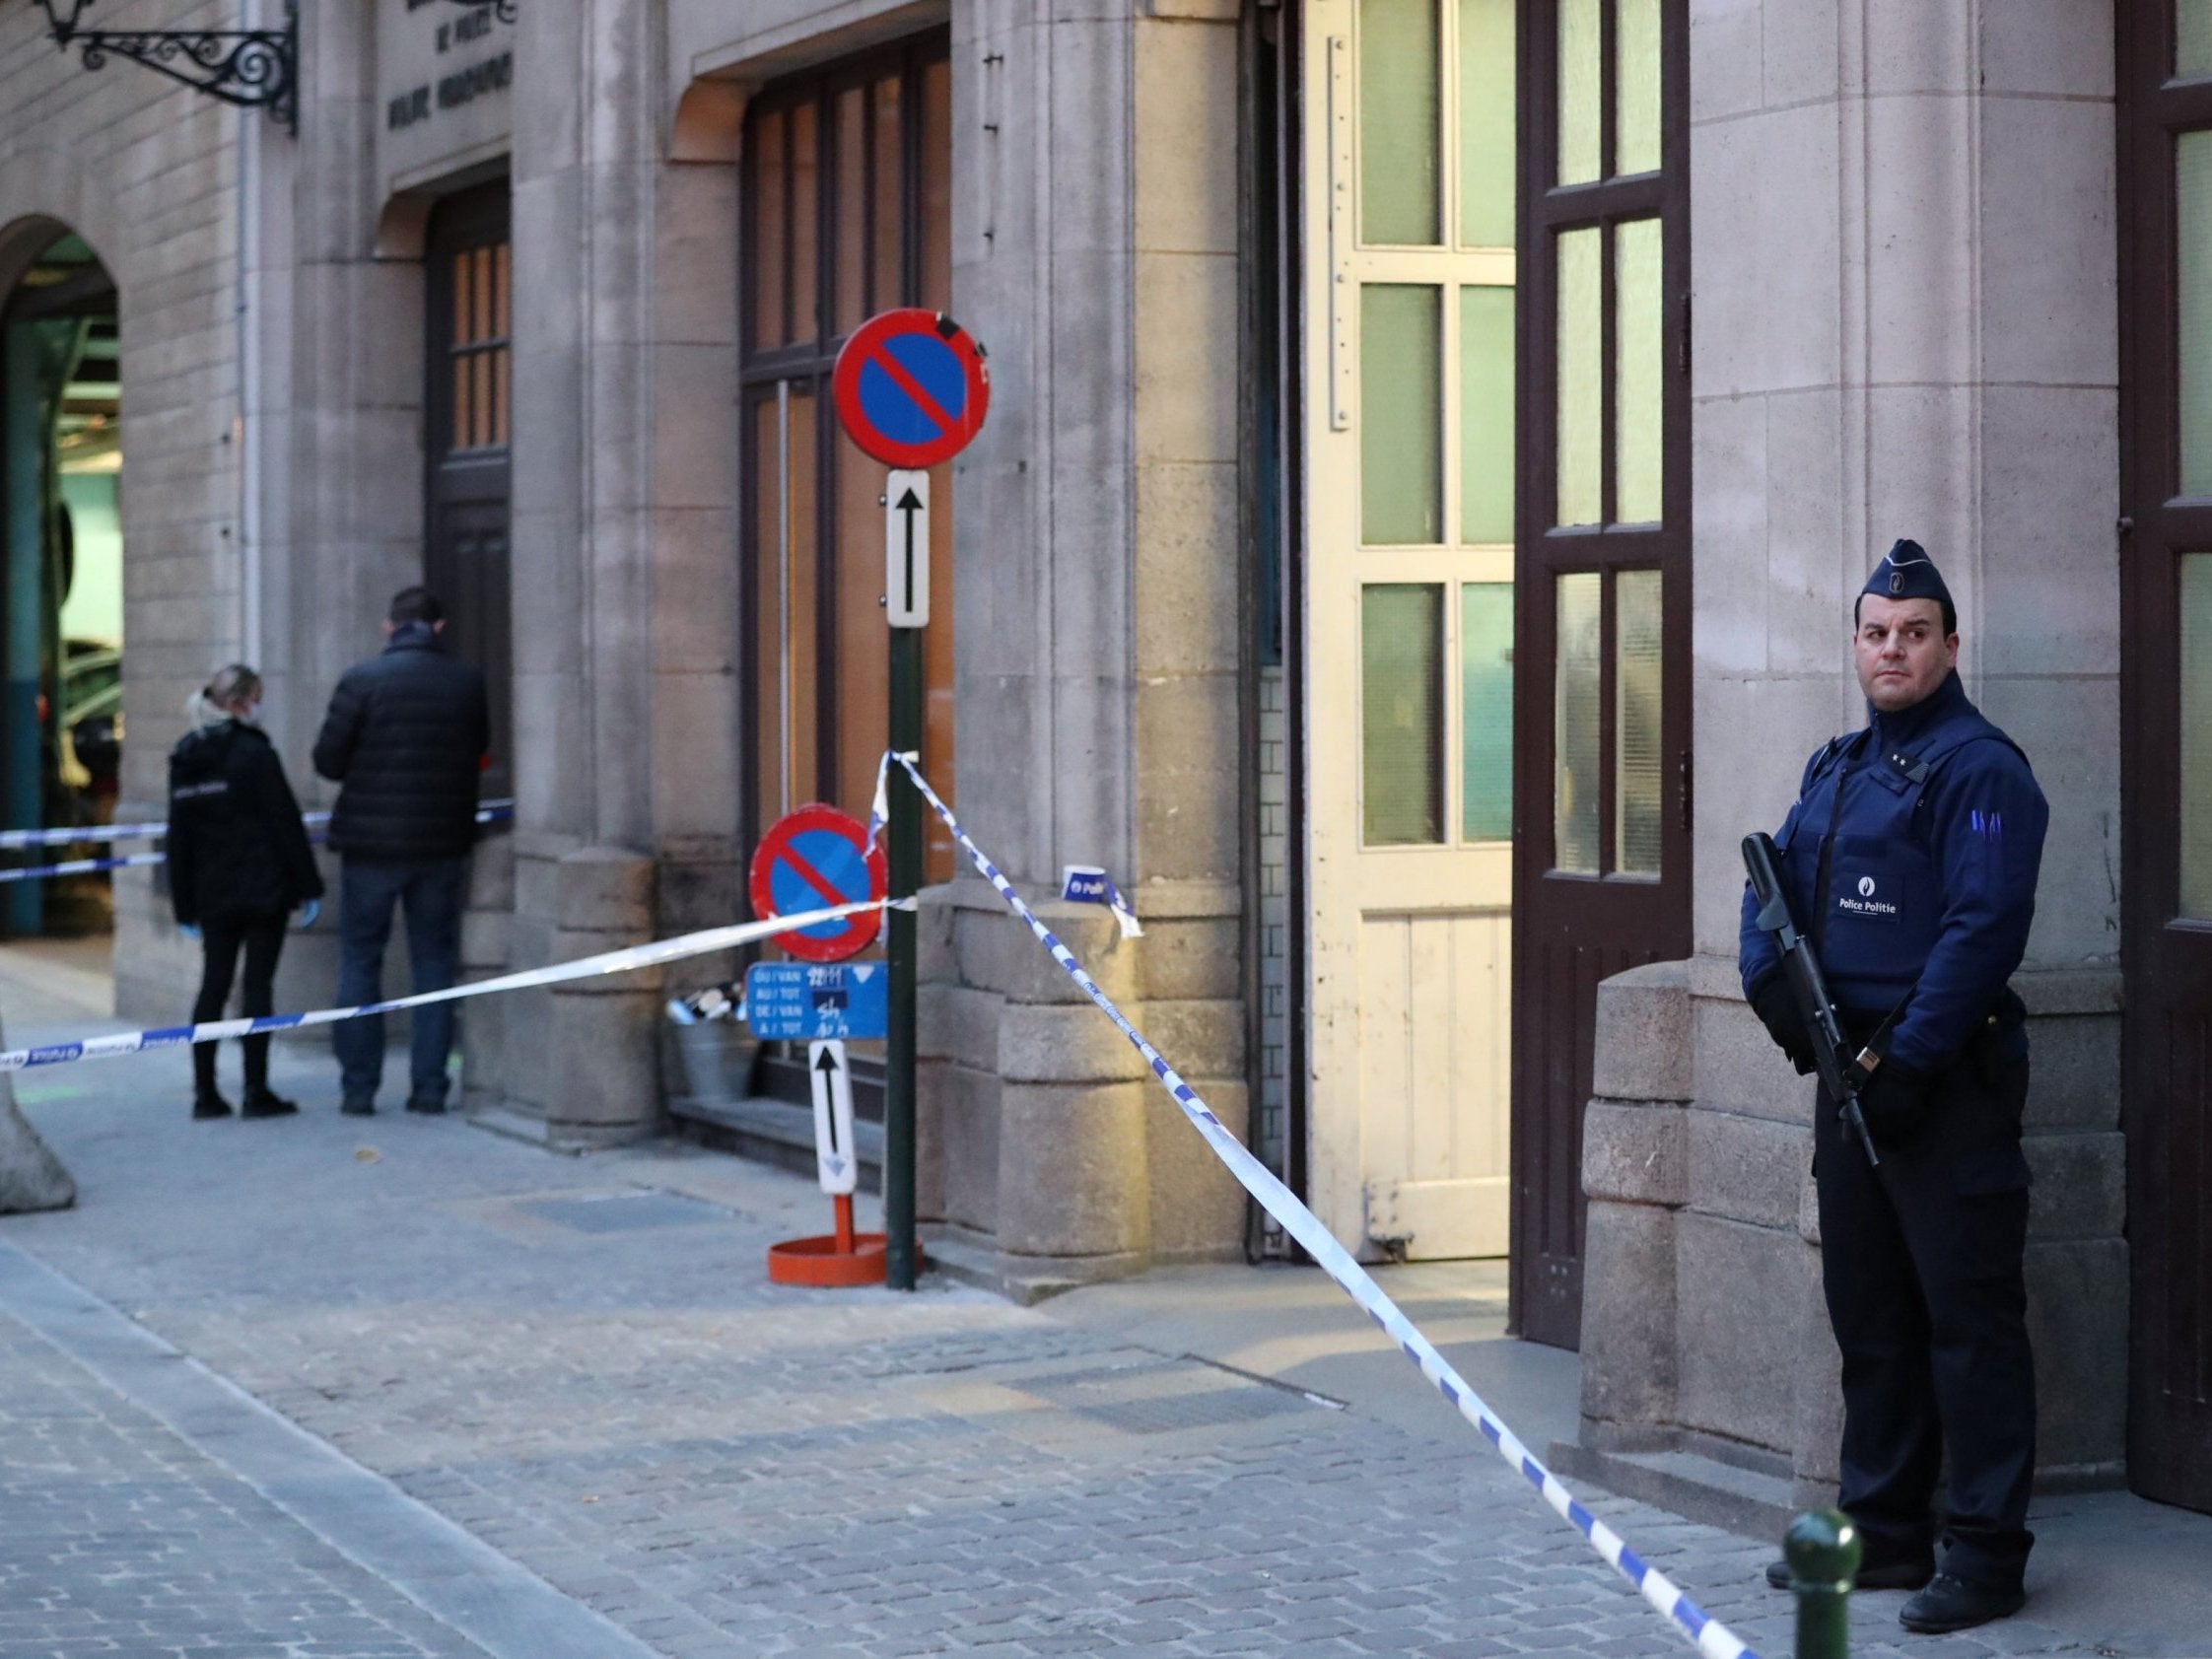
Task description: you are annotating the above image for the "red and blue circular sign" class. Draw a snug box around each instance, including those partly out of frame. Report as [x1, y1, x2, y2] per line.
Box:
[749, 804, 888, 964]
[832, 309, 990, 469]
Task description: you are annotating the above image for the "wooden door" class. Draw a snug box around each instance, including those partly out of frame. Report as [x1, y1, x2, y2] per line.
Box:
[1510, 0, 1690, 1348]
[1300, 0, 1520, 1261]
[424, 184, 512, 799]
[2118, 0, 2212, 1514]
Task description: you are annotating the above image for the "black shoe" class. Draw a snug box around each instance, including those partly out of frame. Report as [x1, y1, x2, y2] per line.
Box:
[1898, 1572, 2025, 1633]
[191, 1090, 234, 1121]
[404, 1095, 447, 1115]
[239, 1089, 299, 1120]
[340, 1097, 376, 1117]
[1766, 1553, 1933, 1592]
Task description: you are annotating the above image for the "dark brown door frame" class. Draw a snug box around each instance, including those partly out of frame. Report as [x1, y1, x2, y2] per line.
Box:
[1509, 0, 1693, 1348]
[2117, 1, 2212, 1515]
[424, 181, 513, 801]
[738, 32, 950, 1116]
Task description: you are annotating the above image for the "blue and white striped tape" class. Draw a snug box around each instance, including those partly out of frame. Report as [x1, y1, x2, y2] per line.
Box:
[0, 799, 517, 853]
[0, 898, 887, 1074]
[0, 804, 517, 887]
[884, 751, 1759, 1659]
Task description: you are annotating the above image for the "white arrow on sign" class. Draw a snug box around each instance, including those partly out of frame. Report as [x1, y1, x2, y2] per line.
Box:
[808, 1038, 859, 1197]
[884, 468, 930, 629]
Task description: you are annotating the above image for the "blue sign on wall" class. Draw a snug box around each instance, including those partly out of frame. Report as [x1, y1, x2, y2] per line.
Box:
[744, 961, 889, 1041]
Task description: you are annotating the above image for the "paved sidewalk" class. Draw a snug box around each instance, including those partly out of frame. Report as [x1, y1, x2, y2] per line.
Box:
[0, 943, 2202, 1658]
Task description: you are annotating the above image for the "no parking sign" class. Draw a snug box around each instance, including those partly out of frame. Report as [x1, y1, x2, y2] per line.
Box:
[831, 309, 990, 469]
[749, 804, 888, 964]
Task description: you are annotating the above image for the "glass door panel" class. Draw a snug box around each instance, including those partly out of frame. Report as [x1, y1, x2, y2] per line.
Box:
[1614, 569, 1664, 875]
[1614, 0, 1663, 174]
[1359, 0, 1443, 243]
[2180, 131, 2212, 495]
[1556, 0, 1602, 185]
[1362, 285, 1444, 543]
[1615, 218, 1665, 521]
[1461, 583, 1514, 839]
[1362, 585, 1445, 844]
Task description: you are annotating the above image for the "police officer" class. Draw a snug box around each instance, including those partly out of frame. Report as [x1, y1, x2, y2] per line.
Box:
[1741, 540, 2047, 1634]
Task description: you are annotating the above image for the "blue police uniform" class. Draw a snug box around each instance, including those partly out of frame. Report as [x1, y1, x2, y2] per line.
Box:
[1740, 542, 2048, 1601]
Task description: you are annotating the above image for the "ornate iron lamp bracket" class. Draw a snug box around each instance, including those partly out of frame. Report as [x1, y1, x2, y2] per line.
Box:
[33, 0, 299, 135]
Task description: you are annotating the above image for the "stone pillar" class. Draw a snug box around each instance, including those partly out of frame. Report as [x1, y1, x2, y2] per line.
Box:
[540, 848, 660, 1145]
[1577, 963, 1690, 1449]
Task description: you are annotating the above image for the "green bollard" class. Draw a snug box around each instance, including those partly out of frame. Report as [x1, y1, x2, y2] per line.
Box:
[1783, 1509, 1859, 1659]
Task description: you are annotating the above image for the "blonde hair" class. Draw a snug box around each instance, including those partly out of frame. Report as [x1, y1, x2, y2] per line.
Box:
[186, 663, 261, 728]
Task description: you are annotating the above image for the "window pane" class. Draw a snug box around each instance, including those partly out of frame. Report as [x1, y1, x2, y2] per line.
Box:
[451, 355, 469, 453]
[1615, 569, 1664, 875]
[1614, 0, 1662, 175]
[1460, 284, 1514, 543]
[450, 251, 471, 347]
[2183, 2, 2212, 78]
[921, 56, 952, 313]
[790, 100, 819, 344]
[1555, 228, 1602, 526]
[1557, 0, 1601, 185]
[871, 74, 902, 311]
[1615, 217, 1664, 522]
[752, 107, 787, 347]
[1361, 284, 1442, 543]
[2182, 132, 2212, 495]
[1554, 571, 1601, 873]
[1358, 0, 1441, 244]
[492, 242, 510, 338]
[472, 352, 490, 449]
[493, 347, 510, 448]
[1461, 583, 1513, 841]
[2183, 556, 2212, 916]
[1363, 585, 1444, 845]
[1458, 0, 1515, 247]
[834, 87, 867, 336]
[472, 246, 492, 344]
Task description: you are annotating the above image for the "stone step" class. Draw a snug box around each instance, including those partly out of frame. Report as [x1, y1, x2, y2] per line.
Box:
[665, 1092, 883, 1192]
[1548, 1438, 1798, 1544]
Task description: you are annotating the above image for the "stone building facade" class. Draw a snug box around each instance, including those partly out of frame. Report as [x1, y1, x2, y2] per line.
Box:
[1, 0, 2204, 1523]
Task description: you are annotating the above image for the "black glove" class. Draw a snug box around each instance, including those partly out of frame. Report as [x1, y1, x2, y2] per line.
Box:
[1749, 973, 1818, 1075]
[1855, 1056, 1934, 1149]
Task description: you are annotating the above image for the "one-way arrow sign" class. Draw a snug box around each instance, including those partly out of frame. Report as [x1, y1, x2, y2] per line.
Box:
[883, 468, 929, 628]
[808, 1039, 859, 1197]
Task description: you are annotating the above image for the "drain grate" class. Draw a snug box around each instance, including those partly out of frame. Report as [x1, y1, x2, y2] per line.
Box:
[519, 1192, 732, 1234]
[1014, 1362, 1325, 1435]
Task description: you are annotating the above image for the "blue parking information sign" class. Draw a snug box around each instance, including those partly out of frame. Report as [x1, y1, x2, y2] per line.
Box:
[744, 961, 889, 1041]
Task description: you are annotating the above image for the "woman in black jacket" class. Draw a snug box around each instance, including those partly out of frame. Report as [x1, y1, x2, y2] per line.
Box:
[169, 664, 324, 1120]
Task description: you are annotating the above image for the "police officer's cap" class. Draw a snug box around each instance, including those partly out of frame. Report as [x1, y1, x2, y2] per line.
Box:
[1856, 538, 1956, 635]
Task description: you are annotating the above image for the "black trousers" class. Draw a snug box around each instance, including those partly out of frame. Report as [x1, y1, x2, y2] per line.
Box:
[1815, 1050, 2036, 1589]
[191, 910, 288, 1093]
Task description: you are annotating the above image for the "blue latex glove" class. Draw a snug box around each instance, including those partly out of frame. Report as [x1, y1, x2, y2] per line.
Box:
[297, 898, 321, 930]
[179, 923, 200, 940]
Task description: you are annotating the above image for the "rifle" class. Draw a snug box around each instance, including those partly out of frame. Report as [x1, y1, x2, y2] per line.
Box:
[1742, 831, 1882, 1167]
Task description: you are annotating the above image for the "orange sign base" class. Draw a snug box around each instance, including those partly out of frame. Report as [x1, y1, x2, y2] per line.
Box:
[766, 1194, 920, 1287]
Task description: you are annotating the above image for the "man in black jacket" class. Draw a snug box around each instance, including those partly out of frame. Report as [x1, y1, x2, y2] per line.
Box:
[313, 588, 490, 1116]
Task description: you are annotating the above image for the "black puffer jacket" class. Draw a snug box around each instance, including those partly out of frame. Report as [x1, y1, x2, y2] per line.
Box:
[168, 721, 324, 926]
[311, 627, 490, 861]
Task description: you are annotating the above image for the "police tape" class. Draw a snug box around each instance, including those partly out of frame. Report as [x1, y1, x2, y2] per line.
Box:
[886, 752, 1761, 1659]
[0, 899, 890, 1075]
[0, 799, 518, 852]
[0, 805, 518, 886]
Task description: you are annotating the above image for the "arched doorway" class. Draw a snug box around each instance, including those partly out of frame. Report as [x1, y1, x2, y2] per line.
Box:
[1, 227, 121, 937]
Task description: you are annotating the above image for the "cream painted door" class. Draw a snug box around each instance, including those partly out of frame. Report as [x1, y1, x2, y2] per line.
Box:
[1302, 0, 1516, 1259]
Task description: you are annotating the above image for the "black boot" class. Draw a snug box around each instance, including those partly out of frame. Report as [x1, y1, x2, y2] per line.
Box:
[239, 1033, 296, 1118]
[191, 1044, 231, 1119]
[1898, 1572, 2026, 1633]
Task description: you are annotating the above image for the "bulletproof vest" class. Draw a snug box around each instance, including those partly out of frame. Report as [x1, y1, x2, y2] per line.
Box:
[1774, 709, 2024, 1007]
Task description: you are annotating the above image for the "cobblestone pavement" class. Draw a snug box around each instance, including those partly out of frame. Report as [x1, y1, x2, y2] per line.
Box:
[0, 1308, 474, 1658]
[0, 954, 2163, 1658]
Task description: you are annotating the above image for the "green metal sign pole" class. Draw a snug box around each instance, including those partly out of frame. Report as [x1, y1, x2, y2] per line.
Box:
[1784, 1508, 1859, 1659]
[883, 523, 924, 1292]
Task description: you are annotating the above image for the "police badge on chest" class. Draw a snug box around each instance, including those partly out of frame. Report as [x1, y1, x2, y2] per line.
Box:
[1836, 873, 1901, 922]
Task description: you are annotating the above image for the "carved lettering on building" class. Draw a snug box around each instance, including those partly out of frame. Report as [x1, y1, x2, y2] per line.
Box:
[386, 50, 512, 131]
